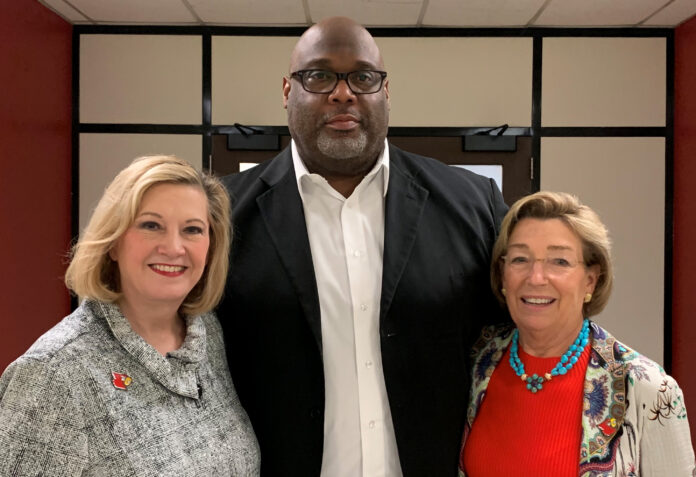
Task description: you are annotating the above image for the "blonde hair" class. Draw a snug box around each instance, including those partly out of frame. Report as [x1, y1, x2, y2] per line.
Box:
[491, 191, 613, 318]
[65, 155, 231, 316]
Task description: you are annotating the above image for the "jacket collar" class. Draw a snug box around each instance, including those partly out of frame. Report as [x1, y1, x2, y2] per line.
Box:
[87, 299, 206, 399]
[578, 322, 635, 472]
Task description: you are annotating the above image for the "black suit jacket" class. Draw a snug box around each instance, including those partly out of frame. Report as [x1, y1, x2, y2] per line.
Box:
[219, 144, 508, 476]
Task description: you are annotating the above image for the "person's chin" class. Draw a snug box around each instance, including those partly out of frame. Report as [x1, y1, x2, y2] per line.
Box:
[322, 126, 362, 141]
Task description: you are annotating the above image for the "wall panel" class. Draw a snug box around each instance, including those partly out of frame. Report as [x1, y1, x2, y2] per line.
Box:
[377, 37, 533, 127]
[541, 137, 665, 363]
[80, 35, 202, 124]
[212, 36, 297, 125]
[79, 133, 203, 231]
[211, 36, 533, 127]
[542, 37, 666, 126]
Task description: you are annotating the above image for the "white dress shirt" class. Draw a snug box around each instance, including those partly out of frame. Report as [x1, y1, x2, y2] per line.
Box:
[292, 140, 403, 477]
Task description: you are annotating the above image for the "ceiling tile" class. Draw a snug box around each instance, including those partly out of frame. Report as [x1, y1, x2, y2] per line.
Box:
[187, 0, 306, 25]
[423, 0, 547, 27]
[69, 0, 198, 24]
[534, 0, 666, 26]
[307, 0, 423, 26]
[38, 0, 90, 22]
[643, 0, 696, 26]
[36, 0, 696, 27]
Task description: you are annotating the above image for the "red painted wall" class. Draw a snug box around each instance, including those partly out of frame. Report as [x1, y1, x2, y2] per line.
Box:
[674, 16, 696, 445]
[0, 0, 72, 371]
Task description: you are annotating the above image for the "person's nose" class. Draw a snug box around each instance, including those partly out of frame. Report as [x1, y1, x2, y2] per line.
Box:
[157, 231, 185, 257]
[328, 78, 356, 103]
[527, 259, 548, 284]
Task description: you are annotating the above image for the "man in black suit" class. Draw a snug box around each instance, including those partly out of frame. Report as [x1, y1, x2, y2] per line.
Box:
[220, 16, 507, 476]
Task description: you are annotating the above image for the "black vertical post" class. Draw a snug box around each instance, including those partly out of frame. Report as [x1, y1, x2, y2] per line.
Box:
[202, 30, 212, 171]
[663, 31, 674, 373]
[531, 34, 542, 193]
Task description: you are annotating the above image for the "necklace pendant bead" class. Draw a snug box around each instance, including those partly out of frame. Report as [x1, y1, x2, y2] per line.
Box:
[525, 374, 544, 393]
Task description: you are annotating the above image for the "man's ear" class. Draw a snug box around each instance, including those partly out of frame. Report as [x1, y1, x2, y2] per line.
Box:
[384, 79, 390, 110]
[282, 76, 291, 109]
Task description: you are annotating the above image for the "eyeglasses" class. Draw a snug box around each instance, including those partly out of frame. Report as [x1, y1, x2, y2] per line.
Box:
[501, 253, 582, 276]
[290, 69, 388, 94]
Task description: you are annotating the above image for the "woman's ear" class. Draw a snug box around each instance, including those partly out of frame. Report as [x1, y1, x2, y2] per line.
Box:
[586, 264, 600, 293]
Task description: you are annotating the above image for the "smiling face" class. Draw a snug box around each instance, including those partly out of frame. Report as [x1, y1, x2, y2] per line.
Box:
[501, 218, 599, 337]
[283, 17, 390, 179]
[109, 183, 210, 312]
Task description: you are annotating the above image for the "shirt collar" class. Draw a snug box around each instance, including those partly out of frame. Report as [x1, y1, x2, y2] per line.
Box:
[291, 138, 390, 199]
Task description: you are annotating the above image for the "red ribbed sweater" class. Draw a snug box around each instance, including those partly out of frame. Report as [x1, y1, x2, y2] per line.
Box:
[462, 344, 591, 477]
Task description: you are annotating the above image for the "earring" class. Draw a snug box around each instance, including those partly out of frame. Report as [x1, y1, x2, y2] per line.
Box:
[501, 288, 506, 296]
[584, 293, 592, 303]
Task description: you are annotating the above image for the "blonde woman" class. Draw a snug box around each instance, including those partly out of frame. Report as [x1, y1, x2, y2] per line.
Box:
[0, 156, 259, 476]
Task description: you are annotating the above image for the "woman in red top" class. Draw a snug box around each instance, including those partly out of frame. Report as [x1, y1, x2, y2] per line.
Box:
[460, 191, 694, 476]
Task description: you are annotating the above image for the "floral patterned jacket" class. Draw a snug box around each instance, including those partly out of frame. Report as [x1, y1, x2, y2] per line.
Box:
[460, 321, 695, 476]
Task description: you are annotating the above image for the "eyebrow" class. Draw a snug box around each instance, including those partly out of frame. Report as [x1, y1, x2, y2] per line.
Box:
[507, 244, 575, 252]
[302, 59, 380, 71]
[137, 211, 208, 226]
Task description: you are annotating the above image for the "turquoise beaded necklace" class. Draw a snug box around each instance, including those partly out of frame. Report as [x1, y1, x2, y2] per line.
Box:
[509, 318, 590, 393]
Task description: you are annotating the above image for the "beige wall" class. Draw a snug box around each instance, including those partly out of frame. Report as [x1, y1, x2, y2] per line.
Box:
[543, 37, 666, 127]
[375, 37, 533, 127]
[80, 35, 202, 124]
[212, 36, 295, 125]
[541, 137, 665, 363]
[78, 33, 667, 362]
[79, 133, 202, 232]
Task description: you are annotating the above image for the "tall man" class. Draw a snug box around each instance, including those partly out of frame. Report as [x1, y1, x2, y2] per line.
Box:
[219, 16, 507, 476]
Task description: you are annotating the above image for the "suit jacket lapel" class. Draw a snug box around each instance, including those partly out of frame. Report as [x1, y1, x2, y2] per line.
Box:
[256, 151, 323, 353]
[380, 151, 429, 322]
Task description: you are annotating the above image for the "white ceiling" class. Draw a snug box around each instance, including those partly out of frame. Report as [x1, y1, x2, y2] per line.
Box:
[39, 0, 696, 28]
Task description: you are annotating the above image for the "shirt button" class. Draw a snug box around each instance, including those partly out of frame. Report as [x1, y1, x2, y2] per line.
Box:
[365, 360, 373, 368]
[369, 421, 375, 429]
[353, 250, 361, 257]
[360, 303, 368, 311]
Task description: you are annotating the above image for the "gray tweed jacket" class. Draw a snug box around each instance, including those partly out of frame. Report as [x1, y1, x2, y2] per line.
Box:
[0, 299, 260, 476]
